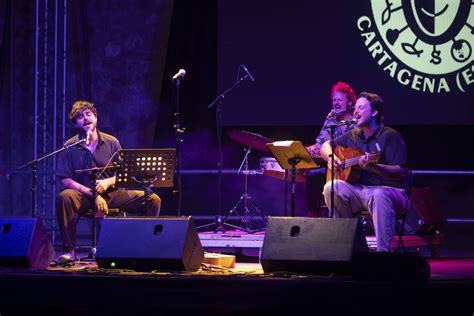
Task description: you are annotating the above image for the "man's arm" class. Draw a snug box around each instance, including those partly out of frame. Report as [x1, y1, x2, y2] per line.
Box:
[62, 178, 92, 196]
[62, 176, 116, 195]
[359, 159, 406, 179]
[358, 130, 407, 179]
[306, 115, 334, 158]
[359, 131, 406, 179]
[320, 141, 332, 162]
[306, 143, 322, 158]
[95, 176, 116, 194]
[320, 140, 342, 169]
[61, 177, 112, 213]
[62, 177, 115, 195]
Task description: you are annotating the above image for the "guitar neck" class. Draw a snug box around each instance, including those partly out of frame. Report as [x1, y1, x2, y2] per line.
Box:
[342, 156, 363, 169]
[334, 146, 381, 170]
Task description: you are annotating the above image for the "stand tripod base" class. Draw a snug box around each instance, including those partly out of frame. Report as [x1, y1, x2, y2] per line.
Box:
[79, 247, 96, 261]
[196, 215, 226, 233]
[196, 194, 267, 234]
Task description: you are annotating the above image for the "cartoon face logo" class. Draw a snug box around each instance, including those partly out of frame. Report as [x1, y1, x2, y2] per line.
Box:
[403, 0, 468, 43]
[372, 0, 473, 74]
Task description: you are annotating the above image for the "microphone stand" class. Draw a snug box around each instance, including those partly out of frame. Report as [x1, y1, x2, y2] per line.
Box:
[327, 120, 353, 218]
[173, 76, 185, 217]
[328, 125, 337, 218]
[89, 168, 99, 259]
[288, 157, 302, 217]
[18, 138, 87, 217]
[197, 72, 252, 232]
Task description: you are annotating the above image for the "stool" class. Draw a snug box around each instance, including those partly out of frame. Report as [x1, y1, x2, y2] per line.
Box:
[72, 208, 126, 255]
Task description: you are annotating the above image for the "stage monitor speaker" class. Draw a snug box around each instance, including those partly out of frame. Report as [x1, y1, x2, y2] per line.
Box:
[352, 252, 431, 282]
[95, 217, 204, 272]
[0, 217, 55, 269]
[260, 217, 368, 275]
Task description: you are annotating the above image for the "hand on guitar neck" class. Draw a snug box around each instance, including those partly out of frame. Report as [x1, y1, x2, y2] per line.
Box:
[326, 146, 381, 183]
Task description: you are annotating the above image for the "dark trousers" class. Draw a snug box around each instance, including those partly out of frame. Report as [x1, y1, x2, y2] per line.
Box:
[57, 188, 161, 251]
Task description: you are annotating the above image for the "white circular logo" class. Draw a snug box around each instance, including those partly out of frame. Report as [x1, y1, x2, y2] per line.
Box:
[358, 0, 474, 92]
[371, 0, 473, 75]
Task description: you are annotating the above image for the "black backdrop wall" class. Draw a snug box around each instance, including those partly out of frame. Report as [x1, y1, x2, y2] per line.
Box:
[218, 0, 473, 126]
[0, 1, 473, 227]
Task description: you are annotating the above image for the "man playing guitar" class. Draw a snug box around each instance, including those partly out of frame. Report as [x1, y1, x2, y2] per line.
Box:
[320, 92, 410, 252]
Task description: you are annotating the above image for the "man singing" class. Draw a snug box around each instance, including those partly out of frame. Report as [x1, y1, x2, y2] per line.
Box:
[56, 100, 161, 261]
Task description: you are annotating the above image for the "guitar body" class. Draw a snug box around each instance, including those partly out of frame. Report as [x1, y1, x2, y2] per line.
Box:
[326, 146, 363, 183]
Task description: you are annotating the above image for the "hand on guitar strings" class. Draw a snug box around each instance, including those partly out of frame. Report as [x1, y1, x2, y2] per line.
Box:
[358, 154, 371, 169]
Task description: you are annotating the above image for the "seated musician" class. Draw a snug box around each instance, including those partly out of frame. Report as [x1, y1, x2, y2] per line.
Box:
[320, 92, 410, 252]
[56, 100, 161, 261]
[305, 81, 357, 217]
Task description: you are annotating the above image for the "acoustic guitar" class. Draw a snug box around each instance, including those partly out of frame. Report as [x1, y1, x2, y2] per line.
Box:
[326, 146, 381, 183]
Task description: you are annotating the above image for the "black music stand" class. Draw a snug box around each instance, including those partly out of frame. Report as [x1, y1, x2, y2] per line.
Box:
[267, 141, 318, 217]
[115, 149, 176, 215]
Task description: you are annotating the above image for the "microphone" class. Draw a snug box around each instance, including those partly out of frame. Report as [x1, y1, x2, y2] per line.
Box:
[241, 64, 255, 82]
[85, 130, 92, 145]
[327, 107, 353, 119]
[338, 119, 357, 125]
[172, 69, 186, 80]
[326, 109, 337, 119]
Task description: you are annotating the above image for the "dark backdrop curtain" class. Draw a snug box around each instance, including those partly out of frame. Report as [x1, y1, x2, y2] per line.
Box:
[0, 0, 175, 215]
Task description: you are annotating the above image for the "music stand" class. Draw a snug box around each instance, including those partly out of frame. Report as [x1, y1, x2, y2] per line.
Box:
[115, 149, 176, 215]
[267, 141, 318, 217]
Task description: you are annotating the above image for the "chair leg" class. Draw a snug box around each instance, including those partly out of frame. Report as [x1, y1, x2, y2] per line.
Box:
[72, 214, 82, 258]
[396, 213, 406, 252]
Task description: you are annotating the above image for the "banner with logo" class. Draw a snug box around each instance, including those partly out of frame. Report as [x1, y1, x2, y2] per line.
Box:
[218, 0, 473, 125]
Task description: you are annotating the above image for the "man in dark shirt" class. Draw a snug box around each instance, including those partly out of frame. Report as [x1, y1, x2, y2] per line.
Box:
[320, 92, 410, 251]
[56, 100, 161, 261]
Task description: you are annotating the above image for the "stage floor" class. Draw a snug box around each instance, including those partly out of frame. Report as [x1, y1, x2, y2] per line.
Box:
[0, 251, 473, 315]
[44, 254, 474, 280]
[2, 224, 473, 315]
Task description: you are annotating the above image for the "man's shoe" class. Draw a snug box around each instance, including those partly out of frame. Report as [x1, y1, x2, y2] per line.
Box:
[58, 252, 75, 262]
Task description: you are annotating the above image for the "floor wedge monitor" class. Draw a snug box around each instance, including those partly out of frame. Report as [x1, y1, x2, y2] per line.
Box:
[0, 217, 55, 269]
[96, 217, 204, 272]
[261, 217, 368, 275]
